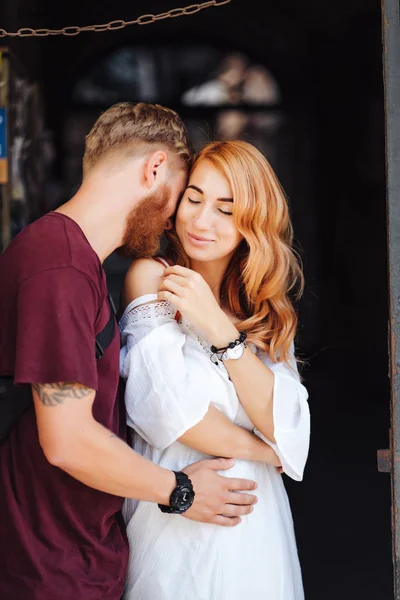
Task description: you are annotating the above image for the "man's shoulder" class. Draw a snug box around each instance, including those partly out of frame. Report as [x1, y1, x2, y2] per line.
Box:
[8, 213, 72, 261]
[3, 212, 100, 285]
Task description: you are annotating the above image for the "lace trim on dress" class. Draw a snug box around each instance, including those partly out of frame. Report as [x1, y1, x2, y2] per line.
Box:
[180, 319, 212, 356]
[119, 298, 252, 377]
[119, 300, 177, 332]
[180, 318, 232, 374]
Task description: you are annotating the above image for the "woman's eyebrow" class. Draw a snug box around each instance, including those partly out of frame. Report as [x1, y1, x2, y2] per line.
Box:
[187, 184, 203, 194]
[187, 185, 233, 202]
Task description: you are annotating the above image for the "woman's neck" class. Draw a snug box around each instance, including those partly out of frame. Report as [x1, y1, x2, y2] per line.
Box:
[189, 258, 230, 304]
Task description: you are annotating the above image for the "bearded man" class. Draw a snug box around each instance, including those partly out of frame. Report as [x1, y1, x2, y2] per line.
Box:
[0, 102, 257, 600]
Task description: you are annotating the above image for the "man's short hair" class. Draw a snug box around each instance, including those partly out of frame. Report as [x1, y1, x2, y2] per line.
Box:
[83, 102, 192, 175]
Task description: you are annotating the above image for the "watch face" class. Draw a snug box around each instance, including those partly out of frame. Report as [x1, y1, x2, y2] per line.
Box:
[170, 485, 194, 512]
[227, 344, 245, 360]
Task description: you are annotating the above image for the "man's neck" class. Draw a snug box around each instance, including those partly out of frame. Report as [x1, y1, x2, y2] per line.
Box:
[56, 189, 127, 264]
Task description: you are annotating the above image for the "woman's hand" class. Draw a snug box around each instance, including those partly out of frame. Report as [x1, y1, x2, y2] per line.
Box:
[252, 435, 282, 470]
[158, 265, 230, 337]
[262, 444, 284, 473]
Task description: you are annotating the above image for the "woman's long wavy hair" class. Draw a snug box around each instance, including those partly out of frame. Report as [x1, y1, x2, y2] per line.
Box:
[165, 140, 304, 364]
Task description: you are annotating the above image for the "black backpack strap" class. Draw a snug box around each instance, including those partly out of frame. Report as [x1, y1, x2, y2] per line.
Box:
[95, 291, 117, 359]
[0, 377, 33, 443]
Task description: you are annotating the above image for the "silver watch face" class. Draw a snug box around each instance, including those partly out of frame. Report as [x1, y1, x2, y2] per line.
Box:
[225, 343, 245, 360]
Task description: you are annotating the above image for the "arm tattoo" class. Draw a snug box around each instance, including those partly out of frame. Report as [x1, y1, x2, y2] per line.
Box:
[32, 382, 93, 407]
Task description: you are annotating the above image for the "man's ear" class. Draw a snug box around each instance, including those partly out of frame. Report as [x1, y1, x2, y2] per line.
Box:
[143, 150, 168, 189]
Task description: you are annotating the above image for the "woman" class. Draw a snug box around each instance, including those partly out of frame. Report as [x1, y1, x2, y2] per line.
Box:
[119, 140, 310, 599]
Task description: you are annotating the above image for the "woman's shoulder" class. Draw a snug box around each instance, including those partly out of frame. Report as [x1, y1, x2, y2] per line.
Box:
[118, 257, 171, 316]
[126, 256, 165, 278]
[118, 256, 178, 329]
[123, 257, 169, 300]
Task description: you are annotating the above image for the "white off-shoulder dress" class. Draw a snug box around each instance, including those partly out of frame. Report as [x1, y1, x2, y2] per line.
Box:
[119, 281, 310, 600]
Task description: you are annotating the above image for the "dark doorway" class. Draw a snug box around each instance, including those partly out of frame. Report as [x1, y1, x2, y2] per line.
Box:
[0, 1, 393, 597]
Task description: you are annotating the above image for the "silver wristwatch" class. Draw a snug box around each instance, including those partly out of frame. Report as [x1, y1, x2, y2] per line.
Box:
[220, 342, 246, 361]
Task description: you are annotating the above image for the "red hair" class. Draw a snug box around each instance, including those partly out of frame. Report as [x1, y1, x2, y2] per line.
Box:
[166, 140, 304, 364]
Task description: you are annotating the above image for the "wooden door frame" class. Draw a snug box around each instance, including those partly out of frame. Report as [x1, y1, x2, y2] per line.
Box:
[380, 0, 400, 596]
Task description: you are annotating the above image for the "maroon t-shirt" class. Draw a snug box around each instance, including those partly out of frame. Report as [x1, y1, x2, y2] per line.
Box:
[0, 212, 129, 599]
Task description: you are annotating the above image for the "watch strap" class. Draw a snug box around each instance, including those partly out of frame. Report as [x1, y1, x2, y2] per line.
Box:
[158, 471, 194, 514]
[173, 470, 191, 487]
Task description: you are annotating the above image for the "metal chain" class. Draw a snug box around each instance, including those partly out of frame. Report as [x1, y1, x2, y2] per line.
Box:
[0, 0, 231, 38]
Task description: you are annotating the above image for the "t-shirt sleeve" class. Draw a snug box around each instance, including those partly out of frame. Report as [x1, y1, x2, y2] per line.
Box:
[14, 267, 99, 390]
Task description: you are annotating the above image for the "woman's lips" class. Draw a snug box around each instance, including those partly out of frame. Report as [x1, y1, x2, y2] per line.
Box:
[187, 232, 214, 245]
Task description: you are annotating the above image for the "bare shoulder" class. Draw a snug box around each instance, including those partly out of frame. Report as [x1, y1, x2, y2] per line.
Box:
[122, 257, 166, 307]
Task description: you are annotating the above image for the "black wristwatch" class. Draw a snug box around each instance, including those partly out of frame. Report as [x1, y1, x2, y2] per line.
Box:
[158, 471, 195, 514]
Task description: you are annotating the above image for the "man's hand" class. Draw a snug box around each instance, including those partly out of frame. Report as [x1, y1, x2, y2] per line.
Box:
[182, 457, 258, 526]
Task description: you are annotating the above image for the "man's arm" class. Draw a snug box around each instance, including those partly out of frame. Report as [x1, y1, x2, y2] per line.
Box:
[33, 382, 258, 526]
[33, 382, 176, 503]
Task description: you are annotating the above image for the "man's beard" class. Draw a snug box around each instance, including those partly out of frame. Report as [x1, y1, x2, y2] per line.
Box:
[120, 184, 171, 258]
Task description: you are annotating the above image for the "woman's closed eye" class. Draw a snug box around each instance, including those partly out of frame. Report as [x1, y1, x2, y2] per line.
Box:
[188, 197, 232, 215]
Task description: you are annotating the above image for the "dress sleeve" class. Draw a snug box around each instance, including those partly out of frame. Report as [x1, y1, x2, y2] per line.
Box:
[253, 342, 310, 481]
[119, 298, 211, 450]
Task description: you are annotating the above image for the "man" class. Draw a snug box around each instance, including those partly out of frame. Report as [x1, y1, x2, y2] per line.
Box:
[0, 102, 257, 600]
